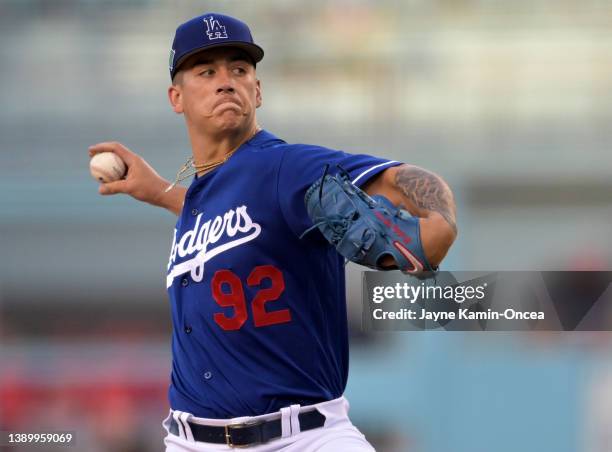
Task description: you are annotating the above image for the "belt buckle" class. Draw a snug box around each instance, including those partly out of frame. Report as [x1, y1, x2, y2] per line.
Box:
[225, 420, 265, 448]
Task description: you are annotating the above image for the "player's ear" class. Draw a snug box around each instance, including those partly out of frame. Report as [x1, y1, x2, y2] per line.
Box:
[168, 83, 184, 114]
[255, 79, 262, 108]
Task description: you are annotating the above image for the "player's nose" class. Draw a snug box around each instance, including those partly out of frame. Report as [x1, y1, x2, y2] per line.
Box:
[215, 67, 235, 94]
[216, 85, 235, 94]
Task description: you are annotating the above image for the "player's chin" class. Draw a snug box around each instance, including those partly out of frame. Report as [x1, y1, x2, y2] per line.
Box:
[213, 108, 246, 124]
[212, 116, 247, 133]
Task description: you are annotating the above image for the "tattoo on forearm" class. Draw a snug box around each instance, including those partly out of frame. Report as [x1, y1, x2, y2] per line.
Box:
[395, 165, 457, 233]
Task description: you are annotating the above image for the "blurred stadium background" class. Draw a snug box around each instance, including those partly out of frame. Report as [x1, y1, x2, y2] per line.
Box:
[1, 0, 611, 451]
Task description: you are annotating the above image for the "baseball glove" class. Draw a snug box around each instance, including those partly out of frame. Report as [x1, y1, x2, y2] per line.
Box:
[302, 166, 436, 276]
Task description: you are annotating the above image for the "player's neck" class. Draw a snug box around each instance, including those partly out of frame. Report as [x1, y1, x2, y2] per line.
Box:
[189, 123, 259, 171]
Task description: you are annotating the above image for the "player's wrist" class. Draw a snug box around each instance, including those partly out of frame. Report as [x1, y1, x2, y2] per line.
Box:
[155, 183, 186, 215]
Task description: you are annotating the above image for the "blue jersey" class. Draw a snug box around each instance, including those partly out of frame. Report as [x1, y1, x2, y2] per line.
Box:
[166, 130, 400, 418]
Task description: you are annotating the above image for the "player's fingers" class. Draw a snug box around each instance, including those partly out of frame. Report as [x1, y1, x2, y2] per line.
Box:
[88, 141, 137, 165]
[98, 179, 129, 196]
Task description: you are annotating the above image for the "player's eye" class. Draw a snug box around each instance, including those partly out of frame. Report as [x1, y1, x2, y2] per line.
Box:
[198, 68, 214, 76]
[232, 67, 247, 75]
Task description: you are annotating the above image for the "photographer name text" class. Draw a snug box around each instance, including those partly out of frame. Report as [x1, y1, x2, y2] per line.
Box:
[370, 283, 545, 322]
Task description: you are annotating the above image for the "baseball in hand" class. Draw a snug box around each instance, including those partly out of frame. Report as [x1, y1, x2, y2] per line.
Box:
[89, 152, 127, 183]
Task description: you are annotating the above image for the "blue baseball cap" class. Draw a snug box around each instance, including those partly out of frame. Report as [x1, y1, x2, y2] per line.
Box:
[169, 13, 264, 80]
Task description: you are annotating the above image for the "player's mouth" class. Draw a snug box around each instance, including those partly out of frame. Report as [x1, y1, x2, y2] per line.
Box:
[213, 97, 242, 110]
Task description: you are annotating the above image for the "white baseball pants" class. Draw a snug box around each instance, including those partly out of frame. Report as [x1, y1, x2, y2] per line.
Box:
[163, 396, 375, 451]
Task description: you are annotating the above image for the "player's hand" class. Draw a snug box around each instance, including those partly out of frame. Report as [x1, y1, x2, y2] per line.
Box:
[88, 141, 186, 215]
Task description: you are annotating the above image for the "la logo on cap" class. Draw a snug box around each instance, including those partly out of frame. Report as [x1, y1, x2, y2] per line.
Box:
[203, 16, 228, 40]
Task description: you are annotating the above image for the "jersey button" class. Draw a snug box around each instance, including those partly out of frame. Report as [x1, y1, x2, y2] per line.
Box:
[203, 371, 213, 380]
[184, 326, 192, 334]
[191, 208, 199, 216]
[181, 278, 189, 287]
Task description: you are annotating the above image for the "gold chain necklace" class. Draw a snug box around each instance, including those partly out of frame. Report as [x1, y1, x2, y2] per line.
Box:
[165, 126, 261, 192]
[192, 146, 239, 171]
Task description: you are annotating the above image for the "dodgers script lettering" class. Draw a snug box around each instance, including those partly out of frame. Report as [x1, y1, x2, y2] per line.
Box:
[166, 205, 262, 287]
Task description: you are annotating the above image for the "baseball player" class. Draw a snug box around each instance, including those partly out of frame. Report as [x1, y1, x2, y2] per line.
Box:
[88, 12, 456, 451]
